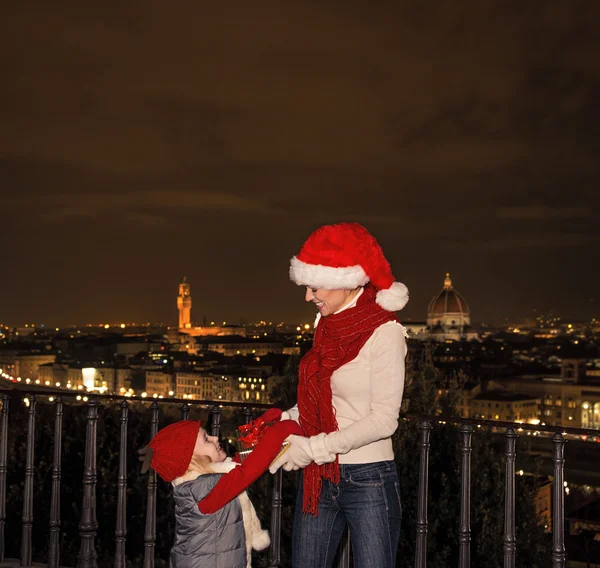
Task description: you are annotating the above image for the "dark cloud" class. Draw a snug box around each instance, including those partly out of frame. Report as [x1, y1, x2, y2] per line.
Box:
[2, 1, 599, 326]
[496, 206, 593, 221]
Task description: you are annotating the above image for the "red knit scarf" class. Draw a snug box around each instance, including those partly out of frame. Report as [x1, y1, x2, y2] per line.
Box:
[297, 283, 397, 515]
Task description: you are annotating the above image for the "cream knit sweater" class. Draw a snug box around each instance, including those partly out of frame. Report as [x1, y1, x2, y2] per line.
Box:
[283, 290, 408, 465]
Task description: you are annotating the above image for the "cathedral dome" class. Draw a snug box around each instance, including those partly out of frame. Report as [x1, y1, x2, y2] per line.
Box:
[427, 274, 471, 329]
[428, 274, 469, 317]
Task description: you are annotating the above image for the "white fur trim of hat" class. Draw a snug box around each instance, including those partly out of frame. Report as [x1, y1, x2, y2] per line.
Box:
[289, 222, 409, 311]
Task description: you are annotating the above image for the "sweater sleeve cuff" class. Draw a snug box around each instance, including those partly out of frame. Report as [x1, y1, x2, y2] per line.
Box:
[281, 405, 300, 423]
[309, 433, 336, 465]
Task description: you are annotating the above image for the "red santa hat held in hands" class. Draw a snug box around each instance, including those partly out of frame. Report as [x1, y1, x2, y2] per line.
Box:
[289, 222, 409, 311]
[199, 418, 304, 514]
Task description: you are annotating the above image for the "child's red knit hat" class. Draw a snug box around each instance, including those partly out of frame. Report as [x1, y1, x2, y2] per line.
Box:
[140, 420, 201, 482]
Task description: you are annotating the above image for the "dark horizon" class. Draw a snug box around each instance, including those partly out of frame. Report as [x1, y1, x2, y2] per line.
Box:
[1, 272, 594, 331]
[3, 2, 599, 328]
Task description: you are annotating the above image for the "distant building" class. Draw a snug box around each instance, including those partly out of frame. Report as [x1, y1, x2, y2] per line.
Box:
[81, 366, 132, 392]
[470, 390, 539, 422]
[38, 363, 131, 392]
[0, 350, 56, 380]
[236, 375, 268, 404]
[177, 277, 192, 329]
[159, 370, 271, 403]
[145, 370, 174, 397]
[402, 321, 428, 337]
[567, 498, 600, 539]
[38, 363, 68, 387]
[535, 478, 552, 533]
[566, 498, 600, 568]
[175, 371, 215, 399]
[176, 277, 246, 337]
[464, 360, 600, 429]
[426, 274, 478, 342]
[196, 335, 283, 357]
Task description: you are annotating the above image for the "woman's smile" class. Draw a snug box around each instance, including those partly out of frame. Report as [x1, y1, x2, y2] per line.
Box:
[306, 287, 359, 316]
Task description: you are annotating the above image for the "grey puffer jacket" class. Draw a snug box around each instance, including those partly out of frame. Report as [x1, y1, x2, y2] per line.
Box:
[170, 473, 246, 568]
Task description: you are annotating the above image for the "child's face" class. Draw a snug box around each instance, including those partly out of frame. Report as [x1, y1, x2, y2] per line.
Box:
[194, 427, 226, 462]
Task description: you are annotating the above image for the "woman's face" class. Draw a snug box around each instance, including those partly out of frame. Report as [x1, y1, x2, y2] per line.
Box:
[194, 427, 227, 462]
[305, 287, 360, 317]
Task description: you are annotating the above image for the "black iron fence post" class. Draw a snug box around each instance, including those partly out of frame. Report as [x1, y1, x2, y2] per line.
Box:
[114, 400, 129, 568]
[458, 424, 473, 568]
[77, 398, 99, 568]
[210, 404, 221, 437]
[0, 393, 10, 563]
[268, 469, 283, 568]
[551, 433, 566, 568]
[415, 420, 432, 568]
[48, 397, 64, 568]
[503, 427, 517, 568]
[180, 402, 190, 420]
[21, 394, 37, 567]
[143, 401, 160, 568]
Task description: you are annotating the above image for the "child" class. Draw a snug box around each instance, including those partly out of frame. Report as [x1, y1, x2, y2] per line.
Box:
[139, 414, 303, 568]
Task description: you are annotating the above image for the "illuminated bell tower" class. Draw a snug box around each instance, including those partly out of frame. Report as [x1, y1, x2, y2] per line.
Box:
[177, 277, 192, 329]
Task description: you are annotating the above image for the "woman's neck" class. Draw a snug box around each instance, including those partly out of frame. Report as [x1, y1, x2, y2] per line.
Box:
[334, 287, 362, 315]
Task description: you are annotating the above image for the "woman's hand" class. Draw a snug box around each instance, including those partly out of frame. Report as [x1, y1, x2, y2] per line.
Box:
[269, 435, 313, 473]
[269, 433, 337, 473]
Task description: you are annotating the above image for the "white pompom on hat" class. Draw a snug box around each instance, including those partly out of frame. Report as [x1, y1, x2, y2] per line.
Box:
[289, 222, 409, 311]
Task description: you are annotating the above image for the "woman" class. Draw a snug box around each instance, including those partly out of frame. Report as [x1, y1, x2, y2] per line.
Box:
[269, 222, 409, 568]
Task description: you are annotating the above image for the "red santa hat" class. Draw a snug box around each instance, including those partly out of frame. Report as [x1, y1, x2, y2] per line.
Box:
[289, 222, 409, 311]
[199, 414, 304, 514]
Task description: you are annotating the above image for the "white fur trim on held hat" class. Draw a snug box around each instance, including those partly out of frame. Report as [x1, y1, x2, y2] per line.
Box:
[290, 256, 369, 289]
[376, 281, 409, 311]
[251, 526, 271, 551]
[238, 491, 270, 555]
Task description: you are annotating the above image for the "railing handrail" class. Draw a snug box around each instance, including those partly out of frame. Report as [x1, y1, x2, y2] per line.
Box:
[0, 385, 275, 410]
[3, 385, 600, 435]
[400, 413, 600, 437]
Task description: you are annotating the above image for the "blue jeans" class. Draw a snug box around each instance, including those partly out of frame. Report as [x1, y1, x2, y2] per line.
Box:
[292, 460, 401, 568]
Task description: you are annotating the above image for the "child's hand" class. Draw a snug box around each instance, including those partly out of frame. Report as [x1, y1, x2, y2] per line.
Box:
[269, 434, 313, 473]
[237, 408, 283, 449]
[199, 419, 303, 514]
[256, 408, 283, 423]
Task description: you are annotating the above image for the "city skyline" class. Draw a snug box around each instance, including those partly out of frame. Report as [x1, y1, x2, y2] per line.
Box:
[1, 272, 595, 330]
[3, 2, 599, 326]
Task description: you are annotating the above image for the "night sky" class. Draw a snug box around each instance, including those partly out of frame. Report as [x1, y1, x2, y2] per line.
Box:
[2, 2, 599, 328]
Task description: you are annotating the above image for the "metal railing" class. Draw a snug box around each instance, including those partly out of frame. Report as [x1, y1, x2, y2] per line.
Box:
[1, 386, 599, 568]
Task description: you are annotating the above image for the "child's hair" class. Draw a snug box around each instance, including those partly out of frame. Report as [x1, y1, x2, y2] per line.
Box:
[186, 454, 214, 475]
